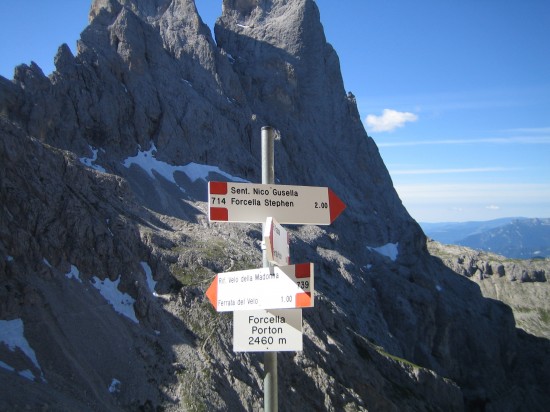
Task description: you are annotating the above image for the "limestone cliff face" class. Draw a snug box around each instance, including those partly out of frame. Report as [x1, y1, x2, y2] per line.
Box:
[1, 1, 549, 411]
[215, 0, 420, 263]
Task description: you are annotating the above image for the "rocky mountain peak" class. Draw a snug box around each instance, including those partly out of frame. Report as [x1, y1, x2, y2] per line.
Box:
[87, 0, 216, 67]
[90, 0, 174, 23]
[217, 0, 332, 98]
[220, 0, 321, 42]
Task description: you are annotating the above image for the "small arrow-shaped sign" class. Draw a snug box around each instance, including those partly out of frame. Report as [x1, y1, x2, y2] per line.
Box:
[208, 182, 346, 225]
[264, 217, 290, 266]
[205, 263, 314, 312]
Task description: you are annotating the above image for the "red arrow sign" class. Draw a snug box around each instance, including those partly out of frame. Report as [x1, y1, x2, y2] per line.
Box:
[328, 188, 346, 224]
[208, 182, 346, 225]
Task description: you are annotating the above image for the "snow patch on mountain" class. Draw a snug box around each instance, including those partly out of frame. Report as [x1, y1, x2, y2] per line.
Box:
[65, 265, 82, 282]
[141, 261, 157, 297]
[0, 319, 46, 382]
[123, 143, 248, 189]
[79, 146, 106, 173]
[368, 242, 399, 261]
[91, 276, 138, 324]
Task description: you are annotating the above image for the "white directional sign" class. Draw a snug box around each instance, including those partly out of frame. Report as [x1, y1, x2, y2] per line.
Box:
[263, 217, 290, 266]
[208, 181, 346, 225]
[233, 309, 303, 352]
[205, 263, 314, 312]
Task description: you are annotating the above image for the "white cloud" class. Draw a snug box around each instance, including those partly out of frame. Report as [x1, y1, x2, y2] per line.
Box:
[393, 183, 550, 222]
[365, 109, 418, 132]
[394, 183, 550, 204]
[391, 167, 514, 175]
[358, 86, 542, 117]
[501, 127, 550, 134]
[378, 136, 550, 147]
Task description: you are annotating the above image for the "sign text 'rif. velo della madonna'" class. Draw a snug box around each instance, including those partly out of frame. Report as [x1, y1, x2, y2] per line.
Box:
[208, 181, 346, 225]
[206, 263, 314, 312]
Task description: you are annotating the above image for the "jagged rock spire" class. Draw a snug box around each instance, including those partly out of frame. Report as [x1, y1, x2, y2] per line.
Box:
[90, 0, 172, 22]
[88, 0, 214, 61]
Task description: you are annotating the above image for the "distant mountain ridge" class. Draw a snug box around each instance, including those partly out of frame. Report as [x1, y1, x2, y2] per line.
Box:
[427, 240, 550, 340]
[421, 218, 550, 259]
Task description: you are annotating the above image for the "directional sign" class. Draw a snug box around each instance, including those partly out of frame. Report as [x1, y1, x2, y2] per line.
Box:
[264, 217, 290, 266]
[208, 181, 346, 225]
[205, 263, 314, 312]
[233, 309, 302, 352]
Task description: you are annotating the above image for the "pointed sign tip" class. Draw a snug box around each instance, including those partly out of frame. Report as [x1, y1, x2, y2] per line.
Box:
[295, 292, 312, 308]
[328, 189, 346, 223]
[205, 275, 218, 309]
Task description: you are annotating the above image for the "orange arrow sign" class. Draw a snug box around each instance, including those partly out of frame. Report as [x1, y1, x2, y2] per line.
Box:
[205, 274, 219, 309]
[205, 263, 314, 312]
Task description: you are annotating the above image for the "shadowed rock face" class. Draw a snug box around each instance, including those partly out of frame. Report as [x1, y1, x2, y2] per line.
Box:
[1, 1, 549, 411]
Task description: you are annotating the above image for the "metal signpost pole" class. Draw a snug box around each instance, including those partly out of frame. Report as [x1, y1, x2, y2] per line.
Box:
[261, 126, 278, 412]
[206, 126, 344, 408]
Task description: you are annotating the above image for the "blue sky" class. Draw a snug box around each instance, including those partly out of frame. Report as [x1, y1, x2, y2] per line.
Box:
[1, 0, 549, 222]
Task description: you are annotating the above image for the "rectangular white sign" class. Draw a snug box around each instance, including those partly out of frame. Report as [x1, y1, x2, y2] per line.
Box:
[264, 217, 290, 266]
[208, 181, 345, 225]
[233, 309, 302, 352]
[205, 263, 314, 312]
